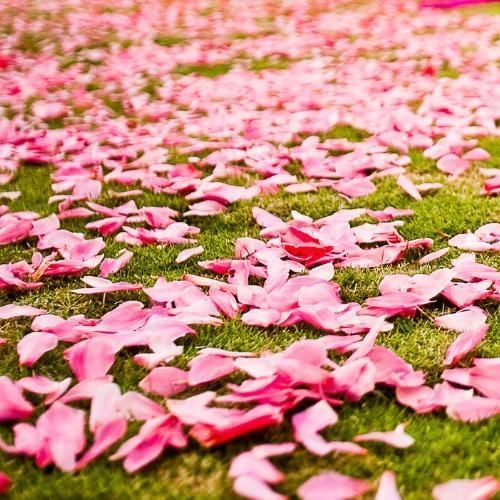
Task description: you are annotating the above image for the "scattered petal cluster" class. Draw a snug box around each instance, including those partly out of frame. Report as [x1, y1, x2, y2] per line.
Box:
[0, 0, 498, 497]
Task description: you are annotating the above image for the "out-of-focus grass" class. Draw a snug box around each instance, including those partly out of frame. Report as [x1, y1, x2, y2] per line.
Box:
[459, 2, 500, 15]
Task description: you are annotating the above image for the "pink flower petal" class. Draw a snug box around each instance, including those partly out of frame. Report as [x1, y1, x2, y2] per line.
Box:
[419, 248, 449, 264]
[0, 376, 34, 422]
[72, 276, 142, 294]
[175, 245, 204, 264]
[110, 415, 187, 473]
[64, 337, 119, 381]
[292, 401, 364, 456]
[444, 325, 488, 366]
[0, 304, 45, 319]
[99, 249, 133, 278]
[76, 418, 128, 470]
[233, 475, 286, 500]
[17, 332, 58, 367]
[446, 396, 500, 422]
[188, 354, 236, 385]
[139, 367, 188, 397]
[354, 424, 414, 448]
[375, 471, 401, 500]
[432, 477, 499, 500]
[36, 402, 86, 472]
[17, 376, 71, 405]
[298, 472, 371, 500]
[435, 307, 487, 333]
[0, 472, 12, 494]
[397, 175, 422, 201]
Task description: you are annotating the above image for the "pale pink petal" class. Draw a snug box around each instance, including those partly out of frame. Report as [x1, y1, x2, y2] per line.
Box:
[354, 424, 414, 448]
[188, 354, 236, 385]
[230, 452, 284, 484]
[36, 402, 86, 472]
[99, 250, 133, 278]
[330, 358, 376, 401]
[292, 401, 340, 456]
[298, 472, 371, 500]
[209, 287, 239, 318]
[241, 309, 281, 327]
[139, 367, 188, 397]
[416, 182, 442, 194]
[432, 477, 499, 500]
[0, 304, 45, 319]
[375, 471, 401, 500]
[72, 276, 142, 294]
[17, 332, 58, 367]
[462, 148, 491, 161]
[441, 282, 492, 309]
[251, 443, 296, 459]
[233, 475, 286, 500]
[309, 263, 334, 281]
[59, 376, 115, 404]
[76, 418, 128, 470]
[17, 376, 71, 405]
[0, 191, 20, 201]
[437, 154, 470, 176]
[175, 245, 204, 264]
[397, 175, 422, 201]
[448, 233, 493, 252]
[419, 248, 449, 264]
[89, 383, 122, 432]
[444, 325, 488, 366]
[110, 415, 187, 472]
[117, 392, 166, 421]
[435, 307, 487, 333]
[446, 397, 500, 422]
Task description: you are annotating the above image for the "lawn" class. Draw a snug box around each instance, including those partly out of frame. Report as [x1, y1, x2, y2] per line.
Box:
[0, 0, 499, 499]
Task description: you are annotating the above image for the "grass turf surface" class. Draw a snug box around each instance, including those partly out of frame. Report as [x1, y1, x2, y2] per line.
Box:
[0, 133, 498, 499]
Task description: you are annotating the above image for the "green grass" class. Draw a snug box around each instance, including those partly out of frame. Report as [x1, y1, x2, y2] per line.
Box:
[173, 63, 233, 78]
[15, 31, 45, 53]
[153, 35, 187, 47]
[437, 61, 460, 79]
[249, 56, 291, 71]
[459, 2, 500, 15]
[0, 135, 499, 499]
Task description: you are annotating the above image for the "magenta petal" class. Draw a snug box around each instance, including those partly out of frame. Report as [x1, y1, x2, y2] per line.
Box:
[0, 472, 12, 494]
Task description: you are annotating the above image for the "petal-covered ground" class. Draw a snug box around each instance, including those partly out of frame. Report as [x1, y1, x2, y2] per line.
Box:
[0, 0, 499, 498]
